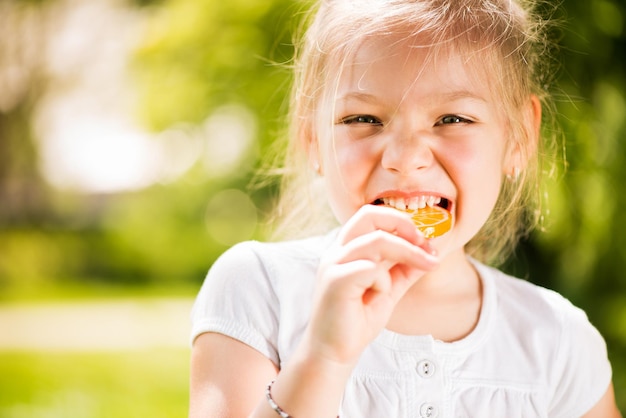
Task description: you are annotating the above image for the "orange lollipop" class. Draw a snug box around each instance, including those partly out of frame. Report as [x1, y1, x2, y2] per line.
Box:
[400, 205, 452, 238]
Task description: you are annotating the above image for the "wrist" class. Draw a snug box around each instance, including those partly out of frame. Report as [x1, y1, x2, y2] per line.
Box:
[263, 340, 355, 418]
[298, 323, 366, 370]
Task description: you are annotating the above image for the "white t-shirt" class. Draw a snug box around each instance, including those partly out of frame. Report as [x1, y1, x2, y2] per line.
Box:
[191, 231, 612, 417]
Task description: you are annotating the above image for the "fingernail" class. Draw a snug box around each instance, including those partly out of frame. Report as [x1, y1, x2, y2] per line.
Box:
[423, 240, 438, 257]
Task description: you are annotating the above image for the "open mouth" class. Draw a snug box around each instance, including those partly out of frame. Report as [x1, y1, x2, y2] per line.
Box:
[372, 195, 451, 212]
[372, 195, 453, 238]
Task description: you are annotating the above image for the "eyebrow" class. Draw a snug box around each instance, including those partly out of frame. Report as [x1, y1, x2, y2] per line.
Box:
[336, 92, 380, 104]
[336, 90, 487, 104]
[436, 90, 488, 103]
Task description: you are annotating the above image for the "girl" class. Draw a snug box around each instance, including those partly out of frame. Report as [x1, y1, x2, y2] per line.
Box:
[190, 0, 621, 416]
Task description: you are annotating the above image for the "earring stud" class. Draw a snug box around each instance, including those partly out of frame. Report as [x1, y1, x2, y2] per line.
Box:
[506, 167, 520, 182]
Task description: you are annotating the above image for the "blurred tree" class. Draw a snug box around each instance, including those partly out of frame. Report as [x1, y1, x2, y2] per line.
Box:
[132, 0, 303, 143]
[0, 0, 313, 294]
[507, 0, 626, 406]
[0, 1, 51, 226]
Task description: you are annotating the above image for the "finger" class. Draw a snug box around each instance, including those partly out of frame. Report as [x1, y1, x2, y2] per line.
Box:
[339, 205, 422, 246]
[333, 228, 439, 270]
[323, 259, 392, 299]
[387, 264, 423, 301]
[358, 264, 420, 308]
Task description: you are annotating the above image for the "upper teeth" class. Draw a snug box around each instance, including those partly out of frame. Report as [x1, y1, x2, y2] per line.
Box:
[382, 196, 442, 211]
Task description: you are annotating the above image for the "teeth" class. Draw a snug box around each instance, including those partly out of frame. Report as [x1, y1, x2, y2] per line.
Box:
[427, 196, 439, 207]
[380, 195, 444, 211]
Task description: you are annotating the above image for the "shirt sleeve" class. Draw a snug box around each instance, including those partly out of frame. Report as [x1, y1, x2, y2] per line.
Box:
[190, 241, 281, 367]
[548, 303, 612, 417]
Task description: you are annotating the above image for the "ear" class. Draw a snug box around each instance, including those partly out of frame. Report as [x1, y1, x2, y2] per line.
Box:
[529, 94, 542, 142]
[504, 95, 541, 177]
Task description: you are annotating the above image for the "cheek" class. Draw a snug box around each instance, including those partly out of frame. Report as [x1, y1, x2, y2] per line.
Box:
[322, 141, 379, 222]
[441, 131, 507, 189]
[440, 139, 505, 226]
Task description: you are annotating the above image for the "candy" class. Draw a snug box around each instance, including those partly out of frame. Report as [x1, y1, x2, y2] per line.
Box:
[402, 205, 452, 238]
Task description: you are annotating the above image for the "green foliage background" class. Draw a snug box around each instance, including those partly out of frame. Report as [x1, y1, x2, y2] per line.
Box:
[0, 0, 624, 414]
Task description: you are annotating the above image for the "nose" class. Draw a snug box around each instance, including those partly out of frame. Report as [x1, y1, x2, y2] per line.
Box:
[381, 130, 434, 174]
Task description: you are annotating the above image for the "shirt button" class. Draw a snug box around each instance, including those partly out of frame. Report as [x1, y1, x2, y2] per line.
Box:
[416, 359, 435, 378]
[420, 402, 438, 418]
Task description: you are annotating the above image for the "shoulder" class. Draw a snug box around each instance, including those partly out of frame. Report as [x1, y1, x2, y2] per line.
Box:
[217, 230, 336, 265]
[197, 232, 334, 301]
[481, 262, 606, 352]
[477, 261, 586, 329]
[475, 261, 612, 416]
[191, 231, 337, 364]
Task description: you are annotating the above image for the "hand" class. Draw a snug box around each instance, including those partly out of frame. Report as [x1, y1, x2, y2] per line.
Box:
[304, 204, 440, 367]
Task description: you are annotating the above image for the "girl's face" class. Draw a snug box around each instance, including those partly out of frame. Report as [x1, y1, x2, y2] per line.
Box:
[313, 37, 518, 254]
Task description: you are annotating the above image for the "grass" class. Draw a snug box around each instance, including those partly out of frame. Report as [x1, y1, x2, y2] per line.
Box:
[0, 281, 199, 304]
[0, 349, 189, 418]
[0, 281, 196, 417]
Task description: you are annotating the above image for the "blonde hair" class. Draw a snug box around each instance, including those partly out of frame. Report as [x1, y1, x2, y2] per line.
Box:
[265, 0, 561, 266]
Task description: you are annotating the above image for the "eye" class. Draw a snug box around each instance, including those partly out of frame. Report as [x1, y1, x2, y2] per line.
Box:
[339, 114, 383, 126]
[436, 115, 473, 125]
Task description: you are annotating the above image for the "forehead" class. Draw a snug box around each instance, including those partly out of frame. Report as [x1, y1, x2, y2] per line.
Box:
[334, 34, 498, 104]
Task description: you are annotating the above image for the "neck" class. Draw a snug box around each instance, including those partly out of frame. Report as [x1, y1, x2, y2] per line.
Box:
[387, 249, 483, 341]
[411, 249, 478, 295]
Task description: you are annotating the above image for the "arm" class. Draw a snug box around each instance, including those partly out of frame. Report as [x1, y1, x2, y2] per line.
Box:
[189, 205, 439, 418]
[190, 332, 355, 418]
[189, 333, 277, 418]
[581, 382, 622, 418]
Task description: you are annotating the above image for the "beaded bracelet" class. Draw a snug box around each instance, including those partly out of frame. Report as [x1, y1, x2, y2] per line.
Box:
[266, 380, 291, 418]
[265, 380, 340, 418]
